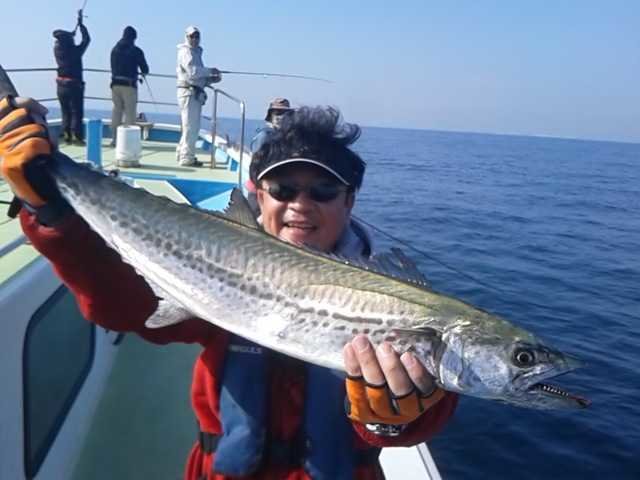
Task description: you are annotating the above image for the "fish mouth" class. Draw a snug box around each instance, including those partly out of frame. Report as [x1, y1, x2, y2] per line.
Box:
[527, 381, 591, 408]
[515, 355, 590, 409]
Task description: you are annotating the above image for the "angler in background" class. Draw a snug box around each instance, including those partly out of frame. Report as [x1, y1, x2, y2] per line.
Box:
[250, 97, 294, 153]
[246, 97, 295, 211]
[110, 26, 149, 147]
[52, 11, 90, 145]
[176, 25, 221, 167]
[0, 99, 458, 480]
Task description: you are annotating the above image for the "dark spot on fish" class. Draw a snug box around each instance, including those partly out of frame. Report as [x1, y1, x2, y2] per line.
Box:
[332, 313, 382, 325]
[311, 321, 318, 327]
[322, 322, 329, 328]
[175, 252, 184, 260]
[373, 329, 386, 336]
[249, 285, 257, 295]
[317, 309, 329, 317]
[384, 336, 397, 342]
[333, 325, 346, 331]
[352, 329, 359, 335]
[363, 329, 370, 334]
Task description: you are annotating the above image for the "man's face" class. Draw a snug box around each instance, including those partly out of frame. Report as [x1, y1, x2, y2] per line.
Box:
[257, 164, 354, 252]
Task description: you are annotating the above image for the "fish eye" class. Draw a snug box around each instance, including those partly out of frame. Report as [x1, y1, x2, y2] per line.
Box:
[513, 347, 536, 367]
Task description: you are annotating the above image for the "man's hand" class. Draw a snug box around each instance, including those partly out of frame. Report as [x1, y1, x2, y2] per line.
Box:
[207, 68, 222, 84]
[343, 334, 445, 426]
[0, 97, 53, 207]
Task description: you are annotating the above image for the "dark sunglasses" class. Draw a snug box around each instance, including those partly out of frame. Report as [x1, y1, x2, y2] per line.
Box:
[262, 182, 347, 203]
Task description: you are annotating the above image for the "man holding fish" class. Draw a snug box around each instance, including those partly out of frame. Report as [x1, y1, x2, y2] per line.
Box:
[0, 98, 458, 479]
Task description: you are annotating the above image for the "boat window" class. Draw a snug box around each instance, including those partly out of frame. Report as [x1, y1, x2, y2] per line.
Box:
[23, 286, 95, 478]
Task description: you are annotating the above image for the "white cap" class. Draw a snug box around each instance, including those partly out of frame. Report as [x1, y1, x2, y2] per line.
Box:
[256, 158, 350, 185]
[185, 25, 200, 36]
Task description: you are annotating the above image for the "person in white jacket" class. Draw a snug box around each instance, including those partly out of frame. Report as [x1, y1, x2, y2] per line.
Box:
[176, 25, 221, 166]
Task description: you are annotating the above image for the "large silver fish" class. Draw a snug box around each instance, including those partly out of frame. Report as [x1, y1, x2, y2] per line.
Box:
[47, 153, 589, 409]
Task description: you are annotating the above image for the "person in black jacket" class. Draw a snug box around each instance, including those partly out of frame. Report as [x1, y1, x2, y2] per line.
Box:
[53, 16, 90, 145]
[110, 26, 150, 146]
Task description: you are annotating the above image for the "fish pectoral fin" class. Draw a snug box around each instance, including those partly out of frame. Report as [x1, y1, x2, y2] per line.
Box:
[221, 188, 259, 229]
[144, 299, 194, 329]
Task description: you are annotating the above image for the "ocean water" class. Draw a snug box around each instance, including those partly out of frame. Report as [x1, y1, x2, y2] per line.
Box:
[353, 128, 640, 479]
[78, 109, 640, 477]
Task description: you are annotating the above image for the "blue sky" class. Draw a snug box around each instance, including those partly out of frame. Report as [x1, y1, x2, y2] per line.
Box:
[2, 1, 638, 142]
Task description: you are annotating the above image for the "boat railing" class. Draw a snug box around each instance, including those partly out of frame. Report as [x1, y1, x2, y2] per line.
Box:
[208, 87, 246, 185]
[5, 67, 248, 176]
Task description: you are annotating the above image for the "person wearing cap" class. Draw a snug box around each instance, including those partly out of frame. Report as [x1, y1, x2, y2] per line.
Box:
[176, 25, 221, 167]
[250, 97, 293, 153]
[1, 99, 458, 479]
[247, 98, 294, 211]
[110, 26, 150, 147]
[52, 13, 90, 145]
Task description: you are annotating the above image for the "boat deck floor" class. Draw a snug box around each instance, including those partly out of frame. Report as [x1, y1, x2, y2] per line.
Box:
[71, 335, 200, 479]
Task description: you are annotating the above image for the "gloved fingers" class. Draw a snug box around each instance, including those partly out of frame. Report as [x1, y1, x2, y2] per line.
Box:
[12, 97, 49, 118]
[364, 381, 397, 418]
[0, 97, 48, 121]
[362, 381, 424, 424]
[345, 375, 376, 422]
[376, 342, 414, 397]
[1, 138, 51, 207]
[1, 122, 48, 151]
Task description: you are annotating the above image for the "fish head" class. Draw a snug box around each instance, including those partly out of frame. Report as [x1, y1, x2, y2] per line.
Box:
[401, 320, 589, 409]
[433, 324, 590, 409]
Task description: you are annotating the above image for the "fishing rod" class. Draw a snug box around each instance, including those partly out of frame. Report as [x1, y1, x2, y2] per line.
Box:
[5, 68, 331, 83]
[72, 0, 89, 35]
[141, 75, 160, 113]
[352, 214, 507, 295]
[83, 68, 331, 83]
[218, 70, 332, 83]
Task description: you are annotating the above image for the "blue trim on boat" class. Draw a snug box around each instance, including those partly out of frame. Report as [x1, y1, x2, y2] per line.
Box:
[197, 191, 234, 211]
[168, 179, 236, 205]
[146, 128, 182, 143]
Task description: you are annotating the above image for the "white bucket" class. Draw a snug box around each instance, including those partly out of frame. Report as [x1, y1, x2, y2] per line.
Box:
[115, 125, 142, 167]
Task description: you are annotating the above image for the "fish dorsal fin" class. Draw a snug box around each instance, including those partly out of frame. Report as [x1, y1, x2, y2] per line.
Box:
[222, 188, 259, 229]
[323, 247, 432, 290]
[385, 247, 432, 288]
